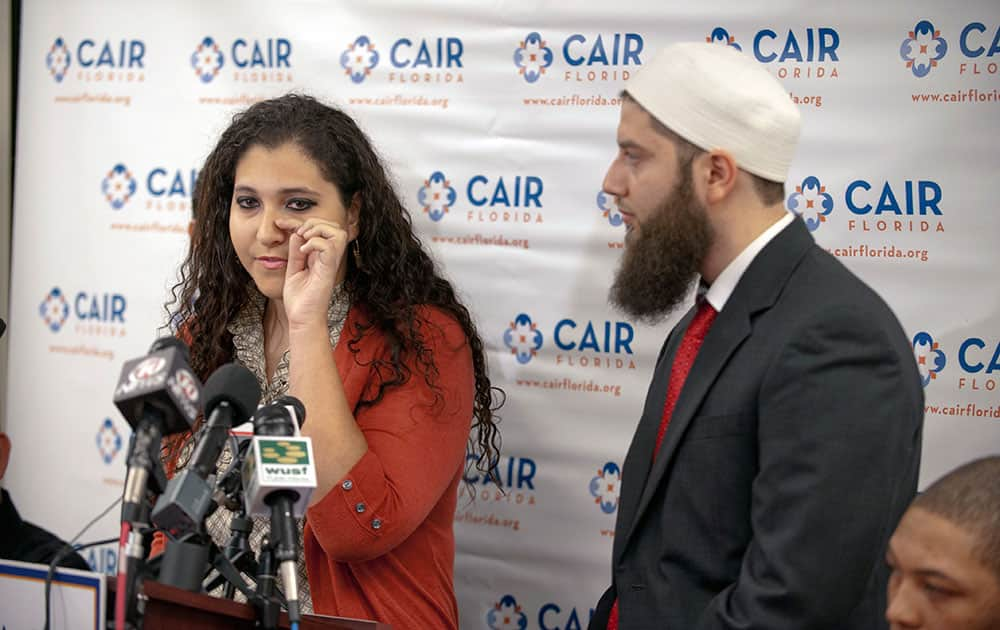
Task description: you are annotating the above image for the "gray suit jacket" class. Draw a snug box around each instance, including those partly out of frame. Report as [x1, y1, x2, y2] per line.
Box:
[590, 218, 923, 629]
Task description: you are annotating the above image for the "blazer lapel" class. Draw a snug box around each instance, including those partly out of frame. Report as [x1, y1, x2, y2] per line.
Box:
[613, 309, 691, 566]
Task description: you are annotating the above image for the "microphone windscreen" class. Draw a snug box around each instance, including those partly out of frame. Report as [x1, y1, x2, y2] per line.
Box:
[203, 363, 261, 420]
[274, 395, 306, 428]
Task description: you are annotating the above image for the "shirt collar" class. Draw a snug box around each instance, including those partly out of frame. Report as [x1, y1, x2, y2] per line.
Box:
[226, 285, 351, 403]
[703, 212, 794, 312]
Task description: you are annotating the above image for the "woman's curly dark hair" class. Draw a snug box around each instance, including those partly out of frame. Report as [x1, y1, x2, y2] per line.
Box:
[165, 93, 501, 480]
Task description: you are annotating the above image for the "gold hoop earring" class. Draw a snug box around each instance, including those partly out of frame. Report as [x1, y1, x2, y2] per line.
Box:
[352, 240, 362, 269]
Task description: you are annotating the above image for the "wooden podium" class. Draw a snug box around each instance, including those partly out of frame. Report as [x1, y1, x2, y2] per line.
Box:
[139, 581, 391, 630]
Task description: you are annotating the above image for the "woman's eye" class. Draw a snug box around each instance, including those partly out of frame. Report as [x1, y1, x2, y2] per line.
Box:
[923, 582, 957, 597]
[287, 198, 316, 211]
[235, 196, 259, 209]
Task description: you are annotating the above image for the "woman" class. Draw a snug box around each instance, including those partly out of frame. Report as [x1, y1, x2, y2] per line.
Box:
[159, 94, 501, 629]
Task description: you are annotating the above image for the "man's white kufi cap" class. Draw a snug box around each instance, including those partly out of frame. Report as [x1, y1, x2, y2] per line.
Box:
[625, 42, 801, 183]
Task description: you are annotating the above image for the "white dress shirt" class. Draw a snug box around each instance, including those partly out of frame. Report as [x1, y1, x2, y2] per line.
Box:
[703, 212, 795, 312]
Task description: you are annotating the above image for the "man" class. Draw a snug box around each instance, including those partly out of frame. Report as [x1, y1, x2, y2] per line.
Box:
[0, 431, 90, 570]
[590, 43, 923, 629]
[886, 456, 1000, 629]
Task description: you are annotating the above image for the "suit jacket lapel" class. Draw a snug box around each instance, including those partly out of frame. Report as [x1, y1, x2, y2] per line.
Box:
[613, 308, 691, 565]
[616, 217, 816, 561]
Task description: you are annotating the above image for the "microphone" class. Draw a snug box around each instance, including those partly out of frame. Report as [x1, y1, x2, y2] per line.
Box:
[152, 363, 260, 539]
[213, 395, 304, 512]
[274, 395, 306, 429]
[114, 337, 202, 524]
[242, 398, 315, 516]
[112, 337, 202, 628]
[242, 397, 316, 625]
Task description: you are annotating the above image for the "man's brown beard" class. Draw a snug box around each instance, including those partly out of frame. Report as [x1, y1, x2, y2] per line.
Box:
[609, 170, 712, 324]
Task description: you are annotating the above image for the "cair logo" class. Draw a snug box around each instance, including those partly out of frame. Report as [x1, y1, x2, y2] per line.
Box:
[191, 35, 292, 84]
[596, 191, 623, 227]
[191, 37, 224, 82]
[706, 27, 742, 51]
[96, 417, 123, 464]
[417, 170, 544, 224]
[38, 286, 127, 338]
[487, 594, 594, 630]
[341, 36, 379, 83]
[589, 461, 622, 514]
[514, 32, 553, 83]
[912, 331, 947, 388]
[340, 34, 464, 84]
[101, 162, 197, 214]
[503, 312, 636, 370]
[514, 31, 644, 83]
[786, 176, 834, 232]
[487, 595, 527, 630]
[46, 38, 72, 82]
[45, 36, 146, 83]
[901, 21, 948, 78]
[417, 171, 457, 222]
[39, 287, 70, 332]
[911, 330, 1000, 392]
[705, 25, 840, 79]
[102, 164, 137, 210]
[901, 19, 1000, 78]
[504, 314, 544, 365]
[786, 174, 946, 234]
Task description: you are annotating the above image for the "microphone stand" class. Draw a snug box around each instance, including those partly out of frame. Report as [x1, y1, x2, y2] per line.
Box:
[201, 508, 258, 598]
[157, 475, 221, 593]
[156, 530, 212, 592]
[155, 522, 263, 603]
[203, 438, 260, 598]
[156, 439, 268, 612]
[120, 431, 168, 629]
[253, 536, 282, 630]
[205, 439, 288, 629]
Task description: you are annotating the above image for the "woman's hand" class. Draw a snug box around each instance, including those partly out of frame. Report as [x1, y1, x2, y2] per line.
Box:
[276, 216, 350, 331]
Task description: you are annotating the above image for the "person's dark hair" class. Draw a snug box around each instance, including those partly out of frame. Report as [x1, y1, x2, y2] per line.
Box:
[621, 92, 785, 205]
[912, 455, 1000, 579]
[166, 93, 501, 479]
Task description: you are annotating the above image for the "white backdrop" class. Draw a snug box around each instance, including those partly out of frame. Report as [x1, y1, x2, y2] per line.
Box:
[7, 1, 1000, 628]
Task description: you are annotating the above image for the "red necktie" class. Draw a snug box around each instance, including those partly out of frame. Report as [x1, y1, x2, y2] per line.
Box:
[607, 300, 718, 630]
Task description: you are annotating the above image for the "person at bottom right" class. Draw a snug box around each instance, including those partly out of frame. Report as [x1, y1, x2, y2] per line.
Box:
[886, 455, 1000, 630]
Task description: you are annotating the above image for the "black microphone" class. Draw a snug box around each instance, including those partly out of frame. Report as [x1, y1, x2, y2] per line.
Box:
[216, 395, 302, 501]
[212, 394, 306, 510]
[152, 363, 260, 539]
[273, 395, 306, 429]
[242, 397, 314, 625]
[113, 337, 202, 524]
